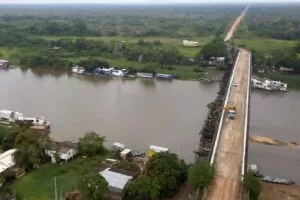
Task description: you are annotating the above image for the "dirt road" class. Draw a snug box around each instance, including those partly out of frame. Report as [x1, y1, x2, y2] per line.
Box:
[224, 6, 248, 42]
[206, 49, 250, 200]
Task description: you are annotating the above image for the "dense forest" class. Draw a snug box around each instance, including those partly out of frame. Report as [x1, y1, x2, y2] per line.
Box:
[244, 5, 300, 40]
[0, 5, 242, 38]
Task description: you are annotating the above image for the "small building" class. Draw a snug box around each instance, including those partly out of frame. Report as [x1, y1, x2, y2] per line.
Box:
[0, 59, 10, 69]
[45, 141, 77, 163]
[120, 149, 132, 160]
[0, 149, 17, 174]
[111, 142, 126, 151]
[99, 168, 133, 193]
[182, 40, 199, 47]
[0, 149, 25, 179]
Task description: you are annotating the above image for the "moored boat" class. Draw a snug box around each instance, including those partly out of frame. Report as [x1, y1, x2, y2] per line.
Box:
[137, 72, 153, 79]
[251, 78, 288, 92]
[156, 73, 174, 80]
[72, 65, 85, 74]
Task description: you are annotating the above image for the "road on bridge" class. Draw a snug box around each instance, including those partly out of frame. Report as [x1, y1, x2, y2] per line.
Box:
[205, 6, 251, 200]
[206, 49, 250, 200]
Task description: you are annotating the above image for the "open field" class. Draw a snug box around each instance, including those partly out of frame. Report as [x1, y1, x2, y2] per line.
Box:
[234, 38, 298, 53]
[12, 156, 104, 200]
[39, 35, 214, 57]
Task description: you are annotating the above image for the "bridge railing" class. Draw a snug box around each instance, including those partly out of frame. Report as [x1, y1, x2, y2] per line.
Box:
[210, 51, 241, 165]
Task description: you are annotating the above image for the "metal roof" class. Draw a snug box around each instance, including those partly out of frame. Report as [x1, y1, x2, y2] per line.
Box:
[99, 168, 133, 190]
[0, 149, 17, 173]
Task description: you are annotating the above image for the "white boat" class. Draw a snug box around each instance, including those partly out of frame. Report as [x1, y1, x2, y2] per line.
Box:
[17, 116, 51, 129]
[251, 78, 288, 92]
[137, 73, 154, 79]
[112, 69, 128, 77]
[72, 66, 85, 74]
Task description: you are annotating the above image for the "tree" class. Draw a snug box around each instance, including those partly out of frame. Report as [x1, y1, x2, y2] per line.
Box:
[188, 160, 214, 190]
[145, 152, 188, 197]
[123, 177, 160, 200]
[78, 173, 108, 200]
[244, 173, 261, 200]
[78, 132, 106, 157]
[14, 130, 49, 170]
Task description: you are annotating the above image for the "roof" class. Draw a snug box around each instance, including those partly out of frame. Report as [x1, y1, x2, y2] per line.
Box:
[0, 59, 9, 63]
[0, 110, 13, 114]
[46, 141, 77, 153]
[0, 149, 17, 173]
[149, 145, 168, 152]
[112, 142, 125, 149]
[100, 168, 133, 190]
[120, 149, 131, 155]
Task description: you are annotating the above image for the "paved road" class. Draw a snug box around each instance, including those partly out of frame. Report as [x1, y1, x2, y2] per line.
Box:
[206, 49, 250, 200]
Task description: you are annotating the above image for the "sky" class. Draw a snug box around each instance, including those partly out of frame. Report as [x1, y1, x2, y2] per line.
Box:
[1, 0, 300, 4]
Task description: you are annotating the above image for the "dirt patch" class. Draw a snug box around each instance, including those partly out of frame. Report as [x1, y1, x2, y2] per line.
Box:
[260, 182, 300, 200]
[250, 135, 300, 148]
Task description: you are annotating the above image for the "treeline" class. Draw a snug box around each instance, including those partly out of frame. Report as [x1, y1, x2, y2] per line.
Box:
[0, 5, 242, 38]
[246, 5, 300, 40]
[252, 46, 300, 71]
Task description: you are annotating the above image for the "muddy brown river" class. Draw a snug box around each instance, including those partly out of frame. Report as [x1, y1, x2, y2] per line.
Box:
[1, 68, 299, 182]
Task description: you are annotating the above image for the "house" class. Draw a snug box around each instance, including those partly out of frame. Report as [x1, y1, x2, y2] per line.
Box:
[111, 142, 126, 151]
[0, 59, 10, 69]
[0, 149, 25, 179]
[279, 66, 294, 72]
[99, 168, 133, 194]
[0, 149, 17, 174]
[45, 141, 77, 163]
[120, 149, 132, 160]
[182, 40, 199, 47]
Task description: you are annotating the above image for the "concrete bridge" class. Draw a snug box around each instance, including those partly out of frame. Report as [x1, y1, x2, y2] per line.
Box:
[204, 6, 251, 200]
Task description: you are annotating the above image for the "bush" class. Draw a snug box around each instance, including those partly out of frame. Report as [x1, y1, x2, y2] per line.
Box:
[244, 173, 261, 200]
[193, 68, 204, 73]
[115, 160, 140, 172]
[188, 160, 214, 190]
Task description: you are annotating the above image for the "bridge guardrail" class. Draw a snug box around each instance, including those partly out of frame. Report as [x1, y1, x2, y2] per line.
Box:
[210, 51, 241, 165]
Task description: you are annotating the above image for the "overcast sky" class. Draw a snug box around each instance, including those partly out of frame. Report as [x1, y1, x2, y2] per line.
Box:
[1, 0, 300, 4]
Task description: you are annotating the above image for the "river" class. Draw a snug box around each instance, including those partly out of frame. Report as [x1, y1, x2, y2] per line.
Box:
[1, 68, 300, 181]
[249, 90, 300, 183]
[0, 68, 218, 163]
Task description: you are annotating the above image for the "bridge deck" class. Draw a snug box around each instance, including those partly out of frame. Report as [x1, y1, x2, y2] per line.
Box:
[206, 49, 250, 200]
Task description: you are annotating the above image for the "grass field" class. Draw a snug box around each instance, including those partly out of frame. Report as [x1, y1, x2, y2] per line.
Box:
[234, 38, 298, 53]
[13, 156, 105, 200]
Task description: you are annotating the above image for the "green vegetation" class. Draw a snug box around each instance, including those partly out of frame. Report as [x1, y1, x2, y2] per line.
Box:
[244, 173, 262, 200]
[123, 177, 160, 200]
[188, 160, 214, 190]
[233, 5, 300, 88]
[115, 160, 140, 172]
[144, 152, 188, 197]
[0, 5, 242, 80]
[78, 132, 107, 157]
[78, 173, 108, 200]
[13, 163, 81, 200]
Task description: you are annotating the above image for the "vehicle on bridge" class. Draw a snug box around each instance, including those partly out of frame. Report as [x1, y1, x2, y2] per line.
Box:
[224, 105, 236, 119]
